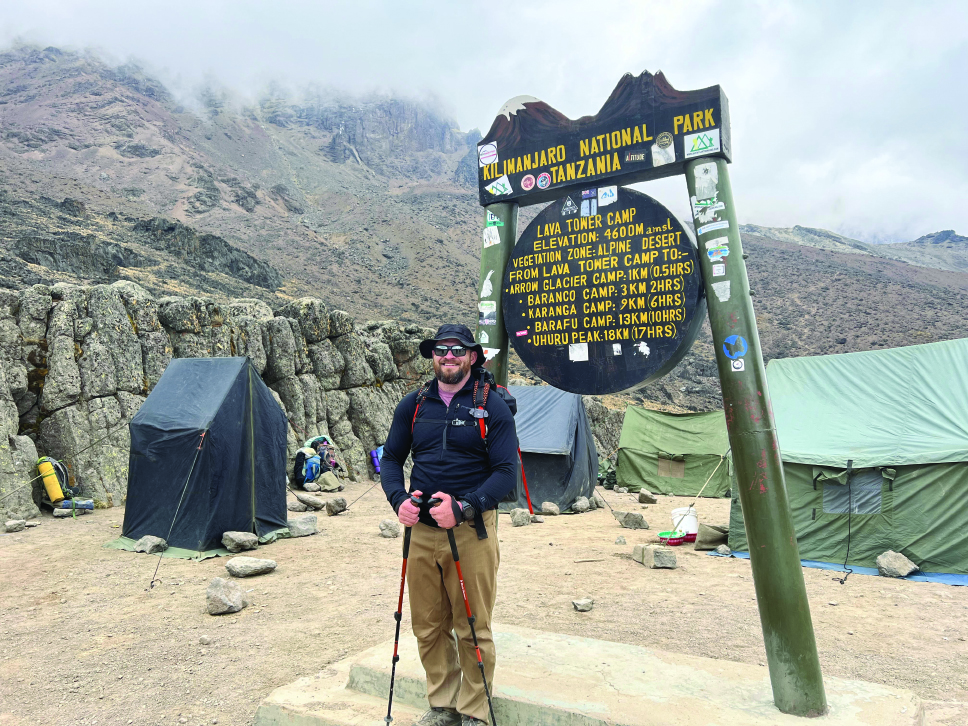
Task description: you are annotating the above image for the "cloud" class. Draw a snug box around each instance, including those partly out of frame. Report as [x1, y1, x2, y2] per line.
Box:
[2, 0, 967, 241]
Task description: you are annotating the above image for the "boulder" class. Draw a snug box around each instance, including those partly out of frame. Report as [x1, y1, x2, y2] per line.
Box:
[694, 523, 729, 551]
[715, 544, 732, 556]
[620, 512, 649, 530]
[206, 577, 248, 615]
[591, 492, 607, 510]
[509, 508, 531, 527]
[530, 514, 545, 524]
[134, 535, 168, 554]
[221, 531, 259, 553]
[379, 519, 401, 538]
[325, 497, 348, 516]
[615, 486, 628, 494]
[876, 550, 919, 578]
[571, 496, 590, 513]
[572, 598, 594, 612]
[287, 514, 318, 538]
[540, 501, 560, 516]
[225, 556, 277, 578]
[638, 490, 658, 504]
[287, 500, 309, 512]
[293, 492, 326, 510]
[633, 544, 678, 569]
[4, 519, 26, 532]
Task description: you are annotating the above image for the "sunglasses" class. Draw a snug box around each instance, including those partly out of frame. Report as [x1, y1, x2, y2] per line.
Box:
[433, 344, 468, 358]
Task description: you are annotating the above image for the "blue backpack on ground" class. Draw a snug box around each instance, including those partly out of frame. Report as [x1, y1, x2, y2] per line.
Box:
[302, 452, 321, 483]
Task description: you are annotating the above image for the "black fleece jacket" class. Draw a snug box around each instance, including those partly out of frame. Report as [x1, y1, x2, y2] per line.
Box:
[381, 375, 517, 526]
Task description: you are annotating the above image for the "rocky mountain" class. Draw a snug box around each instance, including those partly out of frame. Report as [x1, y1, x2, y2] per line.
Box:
[0, 42, 966, 424]
[874, 229, 968, 273]
[740, 224, 968, 274]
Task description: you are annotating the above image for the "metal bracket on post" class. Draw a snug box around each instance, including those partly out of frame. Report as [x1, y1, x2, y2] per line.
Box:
[685, 157, 828, 717]
[475, 203, 518, 387]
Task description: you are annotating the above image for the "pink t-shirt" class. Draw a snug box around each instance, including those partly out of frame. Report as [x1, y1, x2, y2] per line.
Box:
[438, 387, 457, 409]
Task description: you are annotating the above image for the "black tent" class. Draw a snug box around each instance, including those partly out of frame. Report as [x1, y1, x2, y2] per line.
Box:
[121, 357, 288, 553]
[499, 385, 598, 512]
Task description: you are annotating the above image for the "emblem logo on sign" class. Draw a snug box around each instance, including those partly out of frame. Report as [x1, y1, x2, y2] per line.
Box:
[722, 335, 748, 360]
[536, 172, 551, 189]
[561, 196, 578, 215]
[684, 129, 721, 159]
[521, 174, 536, 191]
[478, 142, 498, 167]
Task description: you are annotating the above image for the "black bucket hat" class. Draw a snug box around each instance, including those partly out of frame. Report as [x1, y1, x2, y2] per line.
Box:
[419, 324, 485, 368]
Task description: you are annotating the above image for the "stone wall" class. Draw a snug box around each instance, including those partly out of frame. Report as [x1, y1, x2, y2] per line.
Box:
[0, 281, 434, 521]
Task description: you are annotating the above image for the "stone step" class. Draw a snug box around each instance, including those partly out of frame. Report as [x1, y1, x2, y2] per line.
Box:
[257, 624, 923, 726]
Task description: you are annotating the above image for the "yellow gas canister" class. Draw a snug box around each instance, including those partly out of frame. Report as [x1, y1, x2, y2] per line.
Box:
[38, 457, 64, 504]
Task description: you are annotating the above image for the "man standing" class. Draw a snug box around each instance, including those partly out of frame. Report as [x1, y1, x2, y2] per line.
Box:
[381, 324, 517, 726]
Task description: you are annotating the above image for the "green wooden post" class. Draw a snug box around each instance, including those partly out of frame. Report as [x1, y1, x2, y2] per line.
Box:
[685, 158, 828, 717]
[475, 202, 518, 387]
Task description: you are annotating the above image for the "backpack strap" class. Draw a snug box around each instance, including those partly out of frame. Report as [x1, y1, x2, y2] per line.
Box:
[410, 382, 433, 433]
[471, 377, 490, 440]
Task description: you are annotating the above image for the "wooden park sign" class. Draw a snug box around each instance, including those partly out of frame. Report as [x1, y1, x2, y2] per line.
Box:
[475, 71, 731, 208]
[471, 70, 830, 718]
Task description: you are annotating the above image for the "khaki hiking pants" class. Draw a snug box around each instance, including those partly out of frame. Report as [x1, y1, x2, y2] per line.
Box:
[407, 510, 499, 724]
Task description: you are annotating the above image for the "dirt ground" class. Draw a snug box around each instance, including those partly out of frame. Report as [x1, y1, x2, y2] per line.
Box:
[2, 483, 967, 726]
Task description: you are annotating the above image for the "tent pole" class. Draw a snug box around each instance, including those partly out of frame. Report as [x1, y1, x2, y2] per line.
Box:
[476, 202, 518, 387]
[685, 158, 827, 717]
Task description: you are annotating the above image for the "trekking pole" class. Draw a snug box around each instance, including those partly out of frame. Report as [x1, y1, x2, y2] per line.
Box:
[385, 493, 419, 724]
[517, 448, 534, 515]
[432, 499, 498, 726]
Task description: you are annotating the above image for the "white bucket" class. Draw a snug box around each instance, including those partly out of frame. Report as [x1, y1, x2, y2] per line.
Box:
[671, 507, 699, 535]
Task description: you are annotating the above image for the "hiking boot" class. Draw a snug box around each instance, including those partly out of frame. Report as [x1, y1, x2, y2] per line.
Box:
[461, 716, 487, 726]
[412, 707, 460, 726]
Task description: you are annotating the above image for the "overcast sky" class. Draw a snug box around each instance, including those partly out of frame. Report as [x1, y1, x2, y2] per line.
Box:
[3, 1, 967, 242]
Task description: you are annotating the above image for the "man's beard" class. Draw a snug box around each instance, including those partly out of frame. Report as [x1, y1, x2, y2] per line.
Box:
[434, 355, 472, 384]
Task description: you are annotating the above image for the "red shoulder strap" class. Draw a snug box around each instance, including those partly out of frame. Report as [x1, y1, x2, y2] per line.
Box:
[411, 382, 432, 433]
[473, 379, 490, 440]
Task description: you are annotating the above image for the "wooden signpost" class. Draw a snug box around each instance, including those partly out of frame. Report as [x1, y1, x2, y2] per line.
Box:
[474, 71, 828, 718]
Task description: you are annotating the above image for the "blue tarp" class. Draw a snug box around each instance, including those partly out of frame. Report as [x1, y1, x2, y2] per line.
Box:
[710, 550, 968, 586]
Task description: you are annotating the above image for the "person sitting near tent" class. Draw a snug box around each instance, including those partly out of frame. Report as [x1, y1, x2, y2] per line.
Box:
[381, 324, 517, 726]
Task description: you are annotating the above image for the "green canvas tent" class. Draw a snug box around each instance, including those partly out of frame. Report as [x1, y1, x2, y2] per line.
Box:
[616, 407, 731, 496]
[729, 338, 968, 575]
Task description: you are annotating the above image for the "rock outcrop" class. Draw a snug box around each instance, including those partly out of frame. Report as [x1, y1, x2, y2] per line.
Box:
[0, 281, 433, 520]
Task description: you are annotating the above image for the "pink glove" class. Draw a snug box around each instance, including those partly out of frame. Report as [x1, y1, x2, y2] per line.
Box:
[430, 492, 459, 529]
[398, 490, 421, 527]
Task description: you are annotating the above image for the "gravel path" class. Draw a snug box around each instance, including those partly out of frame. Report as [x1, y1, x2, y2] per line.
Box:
[1, 483, 966, 725]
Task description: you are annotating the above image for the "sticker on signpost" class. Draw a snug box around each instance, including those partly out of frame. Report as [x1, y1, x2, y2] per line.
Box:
[684, 128, 721, 159]
[568, 342, 589, 362]
[694, 162, 719, 200]
[561, 196, 578, 215]
[482, 347, 500, 362]
[581, 189, 597, 199]
[712, 263, 726, 277]
[536, 172, 551, 189]
[478, 142, 498, 167]
[722, 335, 747, 360]
[580, 198, 597, 217]
[480, 270, 494, 298]
[478, 301, 497, 326]
[712, 281, 731, 302]
[485, 210, 504, 227]
[479, 330, 490, 344]
[698, 220, 729, 236]
[520, 174, 536, 191]
[651, 132, 675, 166]
[598, 186, 617, 207]
[485, 175, 513, 196]
[692, 196, 725, 224]
[482, 226, 501, 249]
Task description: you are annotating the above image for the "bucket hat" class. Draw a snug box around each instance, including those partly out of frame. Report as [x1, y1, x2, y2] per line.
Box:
[418, 324, 485, 368]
